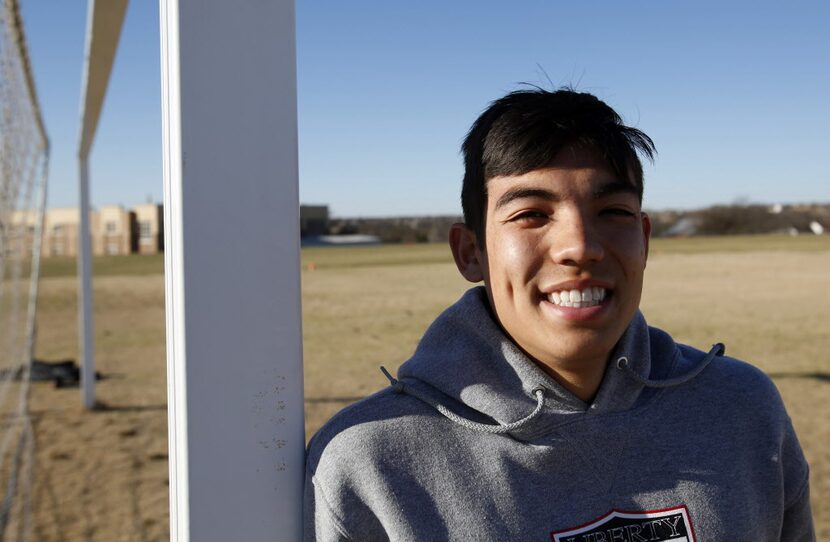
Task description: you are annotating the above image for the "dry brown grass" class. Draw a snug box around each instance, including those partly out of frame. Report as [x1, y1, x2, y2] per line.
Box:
[28, 276, 168, 541]
[19, 235, 830, 540]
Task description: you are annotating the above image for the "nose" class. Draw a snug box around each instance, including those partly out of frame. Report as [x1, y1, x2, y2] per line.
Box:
[549, 212, 604, 267]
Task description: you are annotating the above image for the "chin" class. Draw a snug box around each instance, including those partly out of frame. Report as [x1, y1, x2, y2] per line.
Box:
[546, 333, 620, 367]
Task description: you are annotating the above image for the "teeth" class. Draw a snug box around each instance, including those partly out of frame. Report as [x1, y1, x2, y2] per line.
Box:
[548, 287, 607, 308]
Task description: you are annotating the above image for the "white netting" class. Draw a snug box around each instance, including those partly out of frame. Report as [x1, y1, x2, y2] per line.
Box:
[0, 0, 48, 539]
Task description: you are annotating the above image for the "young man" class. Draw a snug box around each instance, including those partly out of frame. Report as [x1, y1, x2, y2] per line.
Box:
[304, 89, 814, 541]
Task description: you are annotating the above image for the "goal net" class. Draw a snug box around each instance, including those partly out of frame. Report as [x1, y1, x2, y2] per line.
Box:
[0, 0, 49, 538]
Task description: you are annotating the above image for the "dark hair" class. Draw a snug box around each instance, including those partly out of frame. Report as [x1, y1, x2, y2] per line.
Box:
[461, 88, 656, 240]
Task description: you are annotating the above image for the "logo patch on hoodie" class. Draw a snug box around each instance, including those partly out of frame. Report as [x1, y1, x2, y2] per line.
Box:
[550, 506, 696, 542]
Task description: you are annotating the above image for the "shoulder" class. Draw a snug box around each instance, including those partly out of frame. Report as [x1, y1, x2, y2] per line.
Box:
[679, 343, 778, 391]
[670, 341, 789, 426]
[674, 344, 812, 508]
[306, 387, 439, 476]
[646, 324, 784, 407]
[305, 388, 437, 540]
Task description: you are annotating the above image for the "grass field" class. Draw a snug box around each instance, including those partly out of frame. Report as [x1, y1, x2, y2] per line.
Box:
[21, 235, 830, 540]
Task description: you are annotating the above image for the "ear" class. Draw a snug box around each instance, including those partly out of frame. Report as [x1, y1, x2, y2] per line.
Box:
[449, 223, 485, 283]
[641, 212, 652, 264]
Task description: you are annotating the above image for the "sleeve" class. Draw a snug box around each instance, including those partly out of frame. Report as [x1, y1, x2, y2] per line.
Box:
[779, 413, 815, 542]
[781, 480, 815, 542]
[304, 467, 352, 542]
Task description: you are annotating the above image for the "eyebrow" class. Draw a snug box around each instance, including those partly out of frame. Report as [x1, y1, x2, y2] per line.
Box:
[493, 180, 638, 211]
[493, 188, 558, 211]
[592, 180, 638, 199]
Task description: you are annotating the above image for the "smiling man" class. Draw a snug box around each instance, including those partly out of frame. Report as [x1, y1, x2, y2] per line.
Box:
[451, 147, 652, 402]
[304, 89, 814, 541]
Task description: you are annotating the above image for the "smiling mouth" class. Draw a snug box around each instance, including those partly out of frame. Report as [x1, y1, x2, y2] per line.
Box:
[547, 287, 608, 308]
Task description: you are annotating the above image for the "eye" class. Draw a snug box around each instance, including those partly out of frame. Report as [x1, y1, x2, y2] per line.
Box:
[601, 207, 637, 218]
[509, 210, 549, 224]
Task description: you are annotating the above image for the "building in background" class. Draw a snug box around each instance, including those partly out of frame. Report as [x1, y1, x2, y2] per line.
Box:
[300, 205, 329, 237]
[9, 210, 38, 258]
[44, 207, 92, 257]
[132, 203, 164, 254]
[95, 205, 132, 255]
[20, 204, 164, 257]
[16, 203, 366, 256]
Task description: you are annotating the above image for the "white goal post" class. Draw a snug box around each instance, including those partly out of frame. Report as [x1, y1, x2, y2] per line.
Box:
[77, 0, 130, 410]
[160, 1, 305, 540]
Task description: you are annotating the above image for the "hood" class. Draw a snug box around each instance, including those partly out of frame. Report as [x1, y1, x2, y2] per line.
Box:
[389, 287, 722, 440]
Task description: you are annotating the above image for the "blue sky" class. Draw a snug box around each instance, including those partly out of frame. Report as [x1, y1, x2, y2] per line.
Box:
[20, 0, 830, 217]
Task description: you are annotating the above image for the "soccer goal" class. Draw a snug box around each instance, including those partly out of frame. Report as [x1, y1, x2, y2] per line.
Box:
[0, 0, 50, 539]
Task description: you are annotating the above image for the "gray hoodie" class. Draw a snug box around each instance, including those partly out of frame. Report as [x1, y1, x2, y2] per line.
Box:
[305, 287, 814, 541]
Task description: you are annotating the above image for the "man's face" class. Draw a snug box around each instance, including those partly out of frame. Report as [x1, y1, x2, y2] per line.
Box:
[454, 146, 651, 371]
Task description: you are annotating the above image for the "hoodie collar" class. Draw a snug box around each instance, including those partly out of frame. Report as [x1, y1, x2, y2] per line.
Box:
[397, 287, 675, 438]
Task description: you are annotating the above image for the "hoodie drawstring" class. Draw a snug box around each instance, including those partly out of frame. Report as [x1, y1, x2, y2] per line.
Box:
[380, 343, 723, 432]
[617, 343, 725, 389]
[380, 366, 546, 435]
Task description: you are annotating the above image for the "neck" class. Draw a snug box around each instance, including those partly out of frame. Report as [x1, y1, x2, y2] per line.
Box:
[535, 355, 608, 403]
